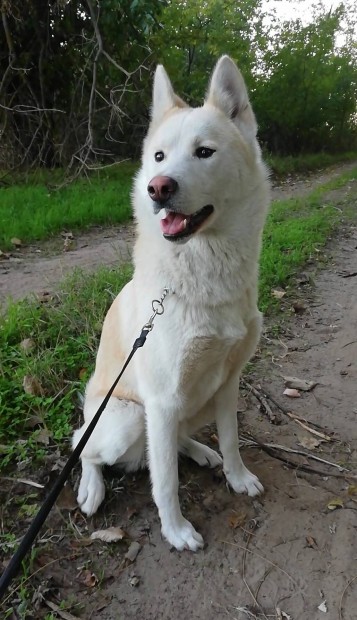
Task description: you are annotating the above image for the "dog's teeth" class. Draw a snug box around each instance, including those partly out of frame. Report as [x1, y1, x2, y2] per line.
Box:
[182, 219, 187, 228]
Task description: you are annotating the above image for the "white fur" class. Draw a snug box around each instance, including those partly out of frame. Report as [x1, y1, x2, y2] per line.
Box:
[72, 56, 270, 551]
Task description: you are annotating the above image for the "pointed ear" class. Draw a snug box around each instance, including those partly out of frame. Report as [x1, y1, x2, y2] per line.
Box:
[206, 56, 257, 142]
[151, 65, 187, 124]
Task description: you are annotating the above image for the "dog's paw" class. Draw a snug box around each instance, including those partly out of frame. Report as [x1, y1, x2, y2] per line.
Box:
[225, 466, 264, 497]
[162, 517, 204, 552]
[77, 462, 105, 516]
[188, 442, 222, 468]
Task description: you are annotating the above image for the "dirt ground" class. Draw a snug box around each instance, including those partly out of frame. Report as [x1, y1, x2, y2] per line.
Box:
[1, 164, 357, 620]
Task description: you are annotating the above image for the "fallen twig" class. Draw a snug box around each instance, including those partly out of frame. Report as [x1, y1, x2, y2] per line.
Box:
[44, 599, 79, 620]
[241, 435, 348, 472]
[241, 519, 269, 620]
[251, 442, 355, 480]
[244, 381, 334, 441]
[241, 379, 281, 425]
[339, 575, 357, 620]
[221, 541, 299, 588]
[0, 477, 44, 489]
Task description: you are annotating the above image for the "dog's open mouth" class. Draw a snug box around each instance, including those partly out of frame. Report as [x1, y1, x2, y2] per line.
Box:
[160, 205, 214, 241]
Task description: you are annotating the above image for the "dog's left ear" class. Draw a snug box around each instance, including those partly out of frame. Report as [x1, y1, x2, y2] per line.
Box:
[206, 56, 257, 142]
[151, 65, 188, 125]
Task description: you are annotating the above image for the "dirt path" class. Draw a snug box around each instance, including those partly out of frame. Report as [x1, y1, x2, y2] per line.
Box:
[1, 161, 356, 305]
[1, 165, 357, 620]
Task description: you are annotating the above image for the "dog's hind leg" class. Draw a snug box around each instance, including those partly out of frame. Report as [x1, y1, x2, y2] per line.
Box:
[73, 397, 145, 516]
[179, 436, 222, 468]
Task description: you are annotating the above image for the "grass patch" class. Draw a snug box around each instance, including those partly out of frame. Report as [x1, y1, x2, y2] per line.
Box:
[0, 266, 132, 468]
[267, 151, 357, 177]
[260, 166, 357, 311]
[1, 153, 356, 251]
[0, 167, 356, 470]
[0, 161, 137, 250]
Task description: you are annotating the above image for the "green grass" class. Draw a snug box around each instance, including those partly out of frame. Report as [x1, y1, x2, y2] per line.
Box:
[266, 151, 357, 177]
[0, 265, 132, 467]
[259, 165, 357, 311]
[1, 152, 356, 251]
[0, 166, 356, 470]
[0, 162, 137, 250]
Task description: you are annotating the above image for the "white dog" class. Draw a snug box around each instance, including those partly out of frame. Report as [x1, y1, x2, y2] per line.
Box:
[73, 56, 270, 551]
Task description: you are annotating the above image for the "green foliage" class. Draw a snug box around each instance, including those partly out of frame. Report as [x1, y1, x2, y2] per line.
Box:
[152, 0, 357, 153]
[254, 4, 357, 153]
[151, 0, 264, 103]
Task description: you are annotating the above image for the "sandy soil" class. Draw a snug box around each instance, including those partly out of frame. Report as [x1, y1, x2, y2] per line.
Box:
[1, 164, 357, 620]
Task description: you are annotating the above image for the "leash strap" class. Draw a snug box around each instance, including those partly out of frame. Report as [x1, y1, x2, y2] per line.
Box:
[0, 325, 151, 600]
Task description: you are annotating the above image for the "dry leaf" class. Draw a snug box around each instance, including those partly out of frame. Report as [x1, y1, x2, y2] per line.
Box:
[327, 498, 344, 511]
[292, 301, 307, 314]
[283, 388, 301, 398]
[56, 484, 78, 511]
[127, 507, 138, 520]
[11, 237, 22, 247]
[228, 511, 247, 529]
[347, 485, 357, 496]
[272, 289, 286, 299]
[298, 435, 321, 450]
[276, 609, 291, 620]
[90, 526, 126, 543]
[35, 428, 52, 445]
[306, 536, 318, 550]
[125, 541, 142, 563]
[80, 569, 98, 588]
[20, 338, 35, 353]
[23, 375, 44, 396]
[0, 250, 12, 260]
[79, 368, 88, 381]
[63, 238, 74, 252]
[129, 575, 140, 587]
[284, 376, 317, 391]
[318, 601, 327, 613]
[37, 291, 52, 303]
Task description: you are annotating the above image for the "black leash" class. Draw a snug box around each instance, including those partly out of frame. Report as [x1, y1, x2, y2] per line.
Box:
[0, 288, 170, 601]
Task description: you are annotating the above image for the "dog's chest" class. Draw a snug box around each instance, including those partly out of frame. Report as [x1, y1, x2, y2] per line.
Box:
[180, 333, 240, 386]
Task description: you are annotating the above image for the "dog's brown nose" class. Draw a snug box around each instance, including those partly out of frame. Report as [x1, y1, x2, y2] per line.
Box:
[147, 176, 178, 203]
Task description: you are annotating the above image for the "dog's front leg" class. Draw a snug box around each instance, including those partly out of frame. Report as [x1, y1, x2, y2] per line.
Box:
[215, 374, 264, 496]
[146, 402, 204, 551]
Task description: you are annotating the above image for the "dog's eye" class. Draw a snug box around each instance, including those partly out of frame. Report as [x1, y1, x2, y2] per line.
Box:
[155, 151, 165, 162]
[195, 147, 215, 159]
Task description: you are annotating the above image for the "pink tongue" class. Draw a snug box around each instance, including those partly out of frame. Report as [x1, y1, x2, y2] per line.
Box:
[160, 212, 186, 235]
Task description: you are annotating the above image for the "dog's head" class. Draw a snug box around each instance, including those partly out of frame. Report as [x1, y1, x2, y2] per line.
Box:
[134, 56, 264, 243]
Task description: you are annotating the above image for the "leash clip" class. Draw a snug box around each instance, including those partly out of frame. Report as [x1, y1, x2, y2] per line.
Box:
[142, 287, 171, 332]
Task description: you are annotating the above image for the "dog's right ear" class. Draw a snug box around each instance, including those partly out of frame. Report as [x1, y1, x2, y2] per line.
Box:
[151, 65, 187, 124]
[206, 56, 258, 143]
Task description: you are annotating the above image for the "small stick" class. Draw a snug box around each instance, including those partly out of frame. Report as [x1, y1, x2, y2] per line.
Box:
[339, 575, 357, 620]
[256, 444, 356, 480]
[0, 477, 44, 489]
[245, 381, 334, 440]
[241, 379, 280, 424]
[44, 599, 79, 620]
[241, 435, 348, 471]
